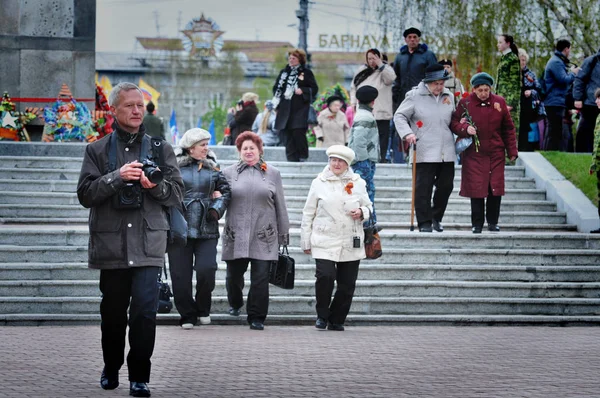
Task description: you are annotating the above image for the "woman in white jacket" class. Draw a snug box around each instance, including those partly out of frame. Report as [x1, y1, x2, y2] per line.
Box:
[301, 145, 373, 331]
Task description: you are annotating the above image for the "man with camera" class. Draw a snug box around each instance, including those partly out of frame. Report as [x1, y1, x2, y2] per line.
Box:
[77, 82, 183, 397]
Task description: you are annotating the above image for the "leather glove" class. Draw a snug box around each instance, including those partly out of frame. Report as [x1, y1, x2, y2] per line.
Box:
[206, 209, 219, 222]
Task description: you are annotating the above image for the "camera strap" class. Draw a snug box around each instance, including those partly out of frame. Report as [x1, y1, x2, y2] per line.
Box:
[107, 132, 154, 173]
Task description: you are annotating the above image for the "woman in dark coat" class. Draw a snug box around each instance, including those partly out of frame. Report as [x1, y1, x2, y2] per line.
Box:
[272, 48, 319, 161]
[451, 72, 518, 233]
[167, 128, 231, 329]
[228, 92, 259, 145]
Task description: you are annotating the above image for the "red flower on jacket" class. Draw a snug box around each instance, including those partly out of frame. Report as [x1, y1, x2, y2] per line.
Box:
[462, 92, 469, 99]
[416, 120, 424, 128]
[260, 163, 267, 172]
[344, 182, 354, 194]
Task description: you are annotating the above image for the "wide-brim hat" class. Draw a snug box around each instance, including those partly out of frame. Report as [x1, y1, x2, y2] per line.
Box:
[326, 145, 355, 166]
[470, 72, 495, 88]
[179, 128, 211, 149]
[422, 64, 450, 82]
[356, 85, 379, 103]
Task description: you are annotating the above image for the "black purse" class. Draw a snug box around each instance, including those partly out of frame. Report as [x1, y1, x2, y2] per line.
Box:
[307, 106, 318, 125]
[269, 245, 295, 289]
[157, 265, 173, 313]
[167, 203, 188, 247]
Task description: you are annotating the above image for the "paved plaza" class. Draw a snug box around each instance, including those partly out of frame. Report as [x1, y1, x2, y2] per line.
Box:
[1, 325, 599, 397]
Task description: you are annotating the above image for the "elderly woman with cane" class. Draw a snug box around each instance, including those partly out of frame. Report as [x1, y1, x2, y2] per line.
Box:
[394, 64, 457, 232]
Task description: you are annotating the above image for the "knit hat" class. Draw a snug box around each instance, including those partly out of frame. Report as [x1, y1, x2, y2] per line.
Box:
[422, 64, 450, 82]
[470, 72, 495, 88]
[356, 85, 379, 104]
[326, 95, 344, 107]
[403, 27, 422, 38]
[242, 92, 259, 103]
[326, 145, 355, 166]
[179, 128, 211, 149]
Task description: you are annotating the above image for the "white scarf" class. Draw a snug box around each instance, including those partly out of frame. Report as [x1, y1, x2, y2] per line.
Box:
[272, 65, 300, 108]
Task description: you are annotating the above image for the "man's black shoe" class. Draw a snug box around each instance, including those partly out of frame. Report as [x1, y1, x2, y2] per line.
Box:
[229, 307, 241, 316]
[419, 225, 432, 232]
[100, 368, 119, 390]
[488, 224, 500, 232]
[129, 382, 151, 397]
[315, 318, 327, 330]
[472, 226, 482, 234]
[432, 220, 443, 232]
[327, 323, 345, 331]
[250, 321, 264, 330]
[591, 228, 600, 233]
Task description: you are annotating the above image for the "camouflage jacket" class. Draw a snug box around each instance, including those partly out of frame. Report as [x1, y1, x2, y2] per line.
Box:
[496, 52, 521, 109]
[590, 117, 600, 174]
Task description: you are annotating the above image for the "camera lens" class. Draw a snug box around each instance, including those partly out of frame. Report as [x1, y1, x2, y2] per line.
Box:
[145, 167, 164, 184]
[120, 183, 140, 206]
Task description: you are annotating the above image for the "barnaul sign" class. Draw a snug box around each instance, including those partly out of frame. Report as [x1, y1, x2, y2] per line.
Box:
[318, 34, 390, 49]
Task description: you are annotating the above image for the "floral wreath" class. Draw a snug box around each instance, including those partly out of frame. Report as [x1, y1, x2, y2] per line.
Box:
[42, 98, 97, 142]
[0, 92, 36, 142]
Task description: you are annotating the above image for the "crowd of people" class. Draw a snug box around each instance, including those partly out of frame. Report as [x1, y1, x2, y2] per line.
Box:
[77, 28, 600, 395]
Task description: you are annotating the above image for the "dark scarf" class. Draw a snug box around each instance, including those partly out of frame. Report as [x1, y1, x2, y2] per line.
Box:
[353, 64, 376, 87]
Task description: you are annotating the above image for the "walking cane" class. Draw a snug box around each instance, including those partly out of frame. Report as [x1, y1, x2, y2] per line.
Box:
[410, 142, 417, 231]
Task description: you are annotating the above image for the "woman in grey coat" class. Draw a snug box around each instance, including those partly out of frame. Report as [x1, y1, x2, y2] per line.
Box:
[222, 131, 290, 330]
[394, 64, 457, 232]
[168, 128, 231, 329]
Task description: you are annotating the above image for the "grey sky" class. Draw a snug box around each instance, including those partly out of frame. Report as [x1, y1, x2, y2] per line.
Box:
[96, 0, 398, 53]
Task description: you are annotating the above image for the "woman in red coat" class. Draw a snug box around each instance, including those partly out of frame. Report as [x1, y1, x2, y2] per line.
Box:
[451, 72, 518, 233]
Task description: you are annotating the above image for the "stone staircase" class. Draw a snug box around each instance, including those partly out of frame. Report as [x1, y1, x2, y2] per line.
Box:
[1, 142, 599, 325]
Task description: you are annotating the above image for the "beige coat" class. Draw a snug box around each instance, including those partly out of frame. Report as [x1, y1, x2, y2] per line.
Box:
[350, 64, 396, 120]
[314, 108, 350, 148]
[221, 162, 289, 261]
[301, 166, 372, 263]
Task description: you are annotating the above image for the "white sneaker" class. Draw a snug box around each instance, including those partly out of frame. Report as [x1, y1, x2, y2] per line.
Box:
[181, 323, 194, 330]
[199, 316, 211, 325]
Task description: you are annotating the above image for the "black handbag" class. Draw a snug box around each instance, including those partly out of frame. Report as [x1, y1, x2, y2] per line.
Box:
[167, 203, 188, 247]
[307, 106, 318, 125]
[157, 265, 173, 313]
[269, 245, 295, 289]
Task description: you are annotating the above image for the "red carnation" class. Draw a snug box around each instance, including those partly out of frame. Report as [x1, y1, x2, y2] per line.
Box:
[462, 92, 469, 98]
[416, 120, 424, 128]
[454, 92, 460, 97]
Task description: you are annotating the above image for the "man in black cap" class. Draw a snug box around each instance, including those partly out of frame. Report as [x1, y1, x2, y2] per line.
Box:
[390, 27, 438, 162]
[439, 59, 465, 105]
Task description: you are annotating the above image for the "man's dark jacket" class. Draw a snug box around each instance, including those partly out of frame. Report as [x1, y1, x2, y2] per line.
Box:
[392, 43, 438, 109]
[77, 125, 183, 269]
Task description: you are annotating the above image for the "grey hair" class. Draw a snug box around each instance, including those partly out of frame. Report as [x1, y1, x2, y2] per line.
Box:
[108, 82, 143, 107]
[518, 48, 529, 62]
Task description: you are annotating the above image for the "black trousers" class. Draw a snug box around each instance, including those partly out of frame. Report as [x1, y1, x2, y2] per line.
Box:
[575, 105, 600, 153]
[283, 128, 309, 162]
[415, 162, 455, 228]
[470, 185, 502, 227]
[226, 258, 270, 324]
[99, 266, 160, 383]
[167, 238, 217, 325]
[376, 119, 390, 162]
[545, 106, 566, 151]
[315, 259, 360, 325]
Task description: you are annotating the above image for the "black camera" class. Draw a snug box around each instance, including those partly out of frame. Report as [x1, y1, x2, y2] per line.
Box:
[353, 236, 361, 248]
[141, 159, 163, 184]
[113, 182, 143, 210]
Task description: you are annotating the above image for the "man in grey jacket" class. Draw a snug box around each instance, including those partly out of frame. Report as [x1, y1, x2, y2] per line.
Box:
[77, 82, 183, 397]
[573, 47, 600, 152]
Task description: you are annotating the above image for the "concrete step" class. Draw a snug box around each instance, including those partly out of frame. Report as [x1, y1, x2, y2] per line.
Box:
[1, 228, 597, 250]
[0, 167, 536, 189]
[3, 262, 599, 283]
[0, 205, 566, 225]
[0, 178, 547, 200]
[0, 156, 528, 178]
[1, 245, 598, 265]
[1, 191, 558, 212]
[1, 279, 598, 299]
[3, 313, 600, 326]
[1, 295, 599, 315]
